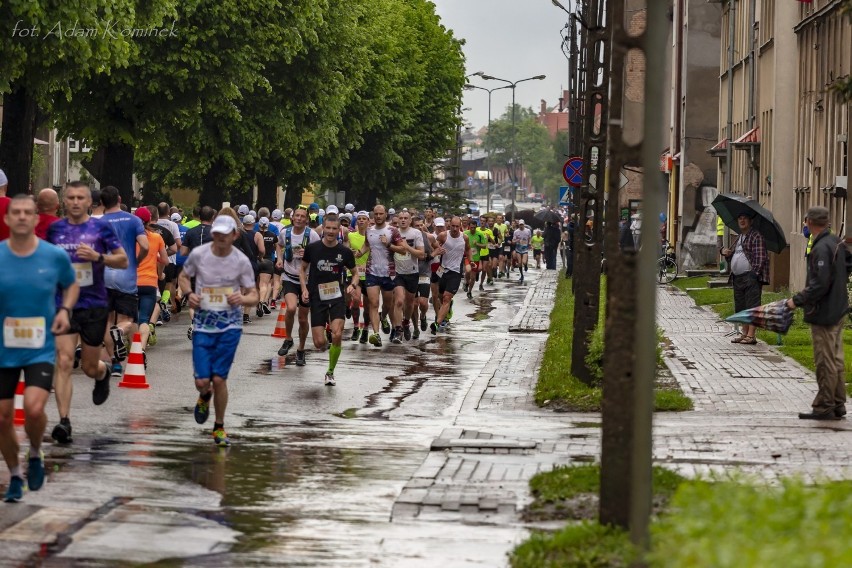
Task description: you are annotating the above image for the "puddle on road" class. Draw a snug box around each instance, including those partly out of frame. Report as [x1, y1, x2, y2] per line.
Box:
[465, 296, 495, 322]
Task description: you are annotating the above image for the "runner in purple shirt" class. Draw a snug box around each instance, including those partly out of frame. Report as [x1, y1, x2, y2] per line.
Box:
[46, 181, 128, 444]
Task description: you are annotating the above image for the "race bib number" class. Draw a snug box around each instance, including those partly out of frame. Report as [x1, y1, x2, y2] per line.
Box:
[394, 252, 411, 262]
[200, 287, 233, 311]
[4, 317, 46, 349]
[418, 275, 431, 285]
[72, 262, 94, 287]
[504, 245, 511, 252]
[318, 282, 342, 301]
[293, 246, 305, 260]
[436, 266, 445, 278]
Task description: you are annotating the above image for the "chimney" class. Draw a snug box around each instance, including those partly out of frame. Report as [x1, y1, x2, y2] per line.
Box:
[541, 99, 547, 115]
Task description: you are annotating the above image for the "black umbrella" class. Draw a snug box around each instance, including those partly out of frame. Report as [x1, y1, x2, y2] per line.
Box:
[711, 193, 788, 253]
[535, 208, 562, 224]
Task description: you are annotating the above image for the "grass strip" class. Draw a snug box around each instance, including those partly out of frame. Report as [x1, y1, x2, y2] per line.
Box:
[535, 277, 692, 412]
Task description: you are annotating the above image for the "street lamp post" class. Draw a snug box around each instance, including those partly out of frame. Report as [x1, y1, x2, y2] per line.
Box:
[481, 74, 546, 221]
[464, 84, 512, 212]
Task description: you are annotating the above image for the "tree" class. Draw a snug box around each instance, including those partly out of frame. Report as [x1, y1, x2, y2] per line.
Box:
[0, 1, 168, 194]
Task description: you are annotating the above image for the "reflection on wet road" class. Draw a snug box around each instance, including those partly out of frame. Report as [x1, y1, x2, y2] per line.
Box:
[1, 270, 534, 566]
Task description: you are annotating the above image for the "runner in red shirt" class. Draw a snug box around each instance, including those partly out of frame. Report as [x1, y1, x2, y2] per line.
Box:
[34, 187, 60, 239]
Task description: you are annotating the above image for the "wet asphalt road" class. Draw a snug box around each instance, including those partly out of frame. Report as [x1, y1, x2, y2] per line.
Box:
[1, 269, 536, 567]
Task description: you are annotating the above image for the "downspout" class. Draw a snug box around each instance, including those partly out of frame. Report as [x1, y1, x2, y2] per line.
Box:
[724, 0, 736, 194]
[671, 0, 685, 246]
[747, 0, 757, 198]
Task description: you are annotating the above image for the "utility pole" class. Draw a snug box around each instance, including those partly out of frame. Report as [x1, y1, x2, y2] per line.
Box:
[570, 0, 608, 385]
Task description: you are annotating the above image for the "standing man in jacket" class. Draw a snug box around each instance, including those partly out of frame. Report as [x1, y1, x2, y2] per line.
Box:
[787, 206, 852, 420]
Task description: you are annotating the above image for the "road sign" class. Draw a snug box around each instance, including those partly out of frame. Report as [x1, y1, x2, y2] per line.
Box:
[559, 186, 574, 205]
[563, 157, 584, 187]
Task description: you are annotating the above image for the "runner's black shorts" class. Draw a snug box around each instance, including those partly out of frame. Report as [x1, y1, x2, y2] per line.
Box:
[394, 273, 419, 294]
[417, 282, 430, 299]
[533, 249, 542, 258]
[438, 270, 463, 295]
[258, 259, 274, 275]
[310, 300, 346, 328]
[283, 280, 310, 308]
[0, 363, 54, 399]
[163, 263, 177, 283]
[107, 289, 139, 320]
[65, 307, 110, 347]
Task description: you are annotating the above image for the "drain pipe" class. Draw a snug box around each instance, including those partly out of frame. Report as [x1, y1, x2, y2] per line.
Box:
[747, 0, 757, 198]
[724, 0, 736, 195]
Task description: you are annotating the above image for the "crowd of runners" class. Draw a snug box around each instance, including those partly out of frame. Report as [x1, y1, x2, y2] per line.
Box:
[0, 172, 544, 502]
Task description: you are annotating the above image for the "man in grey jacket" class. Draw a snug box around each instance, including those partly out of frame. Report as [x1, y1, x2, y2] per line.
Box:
[787, 206, 852, 420]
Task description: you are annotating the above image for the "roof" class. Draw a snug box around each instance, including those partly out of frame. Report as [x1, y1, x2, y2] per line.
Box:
[708, 137, 728, 156]
[732, 127, 760, 147]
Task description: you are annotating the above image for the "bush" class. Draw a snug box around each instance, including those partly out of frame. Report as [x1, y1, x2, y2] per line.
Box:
[511, 522, 636, 568]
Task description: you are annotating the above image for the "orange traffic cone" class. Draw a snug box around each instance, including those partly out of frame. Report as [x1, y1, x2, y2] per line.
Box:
[119, 333, 150, 389]
[271, 305, 288, 338]
[13, 377, 25, 425]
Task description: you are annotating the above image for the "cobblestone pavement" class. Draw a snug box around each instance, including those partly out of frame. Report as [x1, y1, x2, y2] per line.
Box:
[395, 275, 852, 537]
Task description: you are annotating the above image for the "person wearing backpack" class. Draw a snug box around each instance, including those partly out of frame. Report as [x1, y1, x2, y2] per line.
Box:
[787, 206, 852, 420]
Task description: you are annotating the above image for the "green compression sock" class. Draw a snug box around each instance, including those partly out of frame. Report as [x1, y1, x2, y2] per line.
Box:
[161, 290, 171, 304]
[328, 344, 342, 373]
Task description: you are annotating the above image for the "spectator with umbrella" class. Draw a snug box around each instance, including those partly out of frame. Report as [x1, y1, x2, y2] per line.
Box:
[786, 206, 852, 420]
[713, 193, 787, 345]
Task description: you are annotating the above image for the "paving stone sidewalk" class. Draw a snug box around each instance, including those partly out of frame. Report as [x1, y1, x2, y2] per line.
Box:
[394, 273, 852, 534]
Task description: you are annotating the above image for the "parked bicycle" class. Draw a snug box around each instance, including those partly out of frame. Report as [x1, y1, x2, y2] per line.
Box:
[657, 239, 678, 284]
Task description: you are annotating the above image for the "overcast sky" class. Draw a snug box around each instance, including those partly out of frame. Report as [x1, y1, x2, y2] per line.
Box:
[431, 0, 572, 131]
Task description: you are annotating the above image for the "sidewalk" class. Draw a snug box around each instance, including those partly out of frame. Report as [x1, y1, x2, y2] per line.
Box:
[393, 272, 852, 543]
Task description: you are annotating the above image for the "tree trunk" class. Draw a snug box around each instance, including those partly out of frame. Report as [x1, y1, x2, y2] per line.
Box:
[98, 143, 135, 207]
[199, 159, 226, 208]
[256, 173, 278, 209]
[0, 84, 38, 195]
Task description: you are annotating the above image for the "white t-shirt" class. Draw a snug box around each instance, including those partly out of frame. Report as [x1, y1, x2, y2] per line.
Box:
[366, 225, 402, 278]
[514, 228, 532, 247]
[278, 226, 320, 283]
[157, 218, 181, 263]
[182, 243, 256, 333]
[394, 227, 424, 275]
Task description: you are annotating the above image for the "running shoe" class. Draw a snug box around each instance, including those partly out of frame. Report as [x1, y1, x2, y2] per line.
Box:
[194, 393, 211, 424]
[147, 324, 157, 347]
[391, 328, 403, 344]
[463, 283, 468, 293]
[110, 360, 123, 378]
[255, 303, 263, 318]
[262, 302, 271, 315]
[26, 449, 45, 491]
[270, 299, 277, 310]
[368, 333, 382, 347]
[439, 322, 449, 332]
[479, 284, 485, 291]
[420, 315, 427, 331]
[487, 278, 493, 285]
[4, 476, 24, 502]
[402, 325, 411, 341]
[497, 272, 503, 278]
[466, 290, 473, 299]
[380, 316, 391, 335]
[93, 366, 111, 405]
[359, 330, 369, 344]
[160, 302, 171, 322]
[324, 372, 336, 386]
[278, 338, 294, 357]
[187, 324, 193, 341]
[109, 326, 127, 361]
[412, 327, 420, 339]
[243, 313, 252, 324]
[212, 428, 231, 447]
[51, 418, 72, 444]
[73, 345, 81, 369]
[350, 328, 361, 342]
[430, 322, 438, 335]
[295, 350, 306, 366]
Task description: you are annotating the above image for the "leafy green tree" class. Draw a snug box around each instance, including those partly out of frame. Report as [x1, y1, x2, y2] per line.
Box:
[0, 1, 169, 194]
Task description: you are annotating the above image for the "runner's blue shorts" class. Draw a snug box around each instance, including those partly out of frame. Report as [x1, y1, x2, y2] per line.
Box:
[192, 329, 242, 380]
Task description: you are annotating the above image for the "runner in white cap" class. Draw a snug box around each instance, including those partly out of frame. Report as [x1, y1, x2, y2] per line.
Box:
[345, 203, 355, 214]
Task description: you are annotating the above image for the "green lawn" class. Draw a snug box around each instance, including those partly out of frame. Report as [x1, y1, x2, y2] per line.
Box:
[535, 278, 692, 412]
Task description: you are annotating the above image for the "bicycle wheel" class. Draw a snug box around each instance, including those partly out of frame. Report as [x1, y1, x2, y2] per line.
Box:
[657, 256, 677, 284]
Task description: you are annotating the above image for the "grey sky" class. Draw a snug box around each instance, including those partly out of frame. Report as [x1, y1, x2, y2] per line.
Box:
[431, 0, 572, 131]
